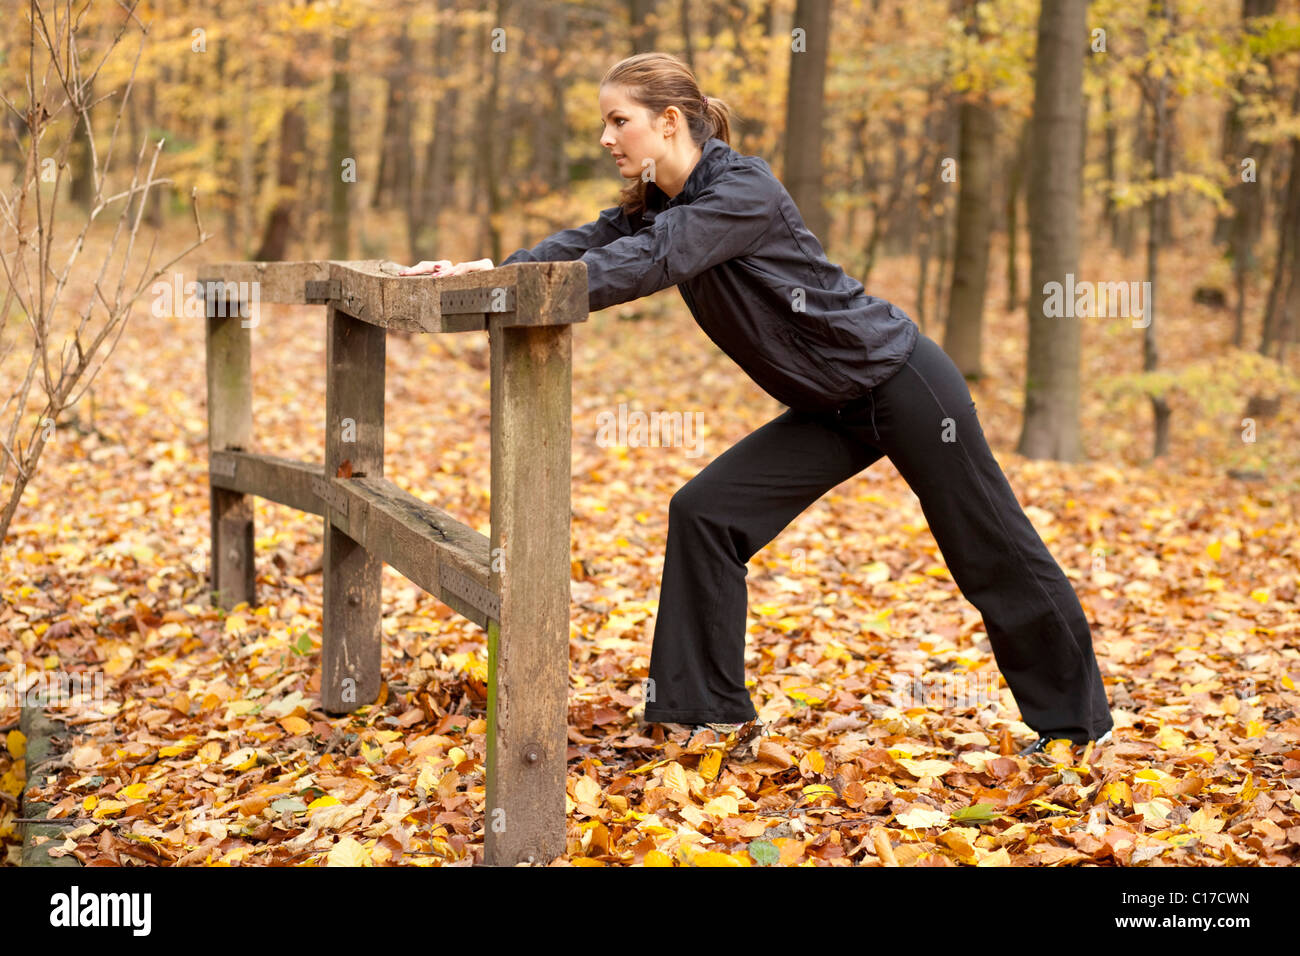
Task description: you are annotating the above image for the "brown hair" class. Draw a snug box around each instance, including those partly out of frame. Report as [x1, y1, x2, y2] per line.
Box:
[600, 52, 732, 217]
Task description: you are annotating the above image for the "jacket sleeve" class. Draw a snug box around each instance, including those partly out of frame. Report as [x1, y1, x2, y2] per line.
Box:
[579, 163, 778, 312]
[499, 205, 632, 265]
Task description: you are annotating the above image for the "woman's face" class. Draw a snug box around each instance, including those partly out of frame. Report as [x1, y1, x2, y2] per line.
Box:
[598, 84, 667, 182]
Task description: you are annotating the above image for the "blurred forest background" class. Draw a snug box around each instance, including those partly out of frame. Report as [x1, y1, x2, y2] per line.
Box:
[4, 0, 1300, 484]
[3, 0, 1300, 867]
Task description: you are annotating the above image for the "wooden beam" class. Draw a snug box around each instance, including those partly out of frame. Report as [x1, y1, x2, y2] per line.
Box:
[199, 259, 589, 331]
[197, 260, 331, 303]
[209, 450, 324, 516]
[324, 475, 499, 629]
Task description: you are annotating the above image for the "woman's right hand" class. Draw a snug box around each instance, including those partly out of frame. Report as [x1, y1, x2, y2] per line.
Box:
[399, 259, 454, 276]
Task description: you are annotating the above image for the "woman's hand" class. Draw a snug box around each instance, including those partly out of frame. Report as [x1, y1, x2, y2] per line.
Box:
[398, 258, 494, 276]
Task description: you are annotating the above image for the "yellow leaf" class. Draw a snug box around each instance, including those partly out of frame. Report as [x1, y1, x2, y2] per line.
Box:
[863, 561, 891, 583]
[629, 758, 669, 775]
[326, 837, 371, 866]
[1250, 588, 1269, 603]
[698, 749, 722, 782]
[1028, 799, 1074, 813]
[689, 849, 745, 866]
[308, 795, 340, 811]
[894, 757, 955, 778]
[804, 751, 825, 773]
[120, 783, 153, 801]
[785, 688, 824, 705]
[279, 716, 312, 736]
[6, 730, 25, 759]
[895, 805, 950, 828]
[1206, 540, 1222, 560]
[802, 784, 836, 798]
[1156, 726, 1185, 750]
[92, 800, 128, 819]
[103, 649, 135, 676]
[643, 849, 674, 867]
[662, 762, 690, 795]
[573, 775, 601, 806]
[222, 746, 258, 770]
[198, 741, 221, 763]
[702, 794, 739, 817]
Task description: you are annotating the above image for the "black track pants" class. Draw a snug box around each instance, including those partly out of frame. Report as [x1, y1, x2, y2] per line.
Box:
[641, 332, 1114, 744]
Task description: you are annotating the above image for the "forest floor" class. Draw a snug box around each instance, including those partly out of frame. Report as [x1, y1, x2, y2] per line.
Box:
[2, 230, 1299, 866]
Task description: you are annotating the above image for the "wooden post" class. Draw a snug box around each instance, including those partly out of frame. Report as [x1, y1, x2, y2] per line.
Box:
[484, 320, 573, 866]
[205, 280, 255, 610]
[320, 301, 386, 713]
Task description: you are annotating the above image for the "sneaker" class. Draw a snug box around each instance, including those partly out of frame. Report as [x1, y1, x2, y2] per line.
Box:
[701, 721, 746, 734]
[1018, 728, 1113, 757]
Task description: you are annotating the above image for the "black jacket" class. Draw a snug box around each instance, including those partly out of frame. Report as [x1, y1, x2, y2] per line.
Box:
[501, 136, 919, 414]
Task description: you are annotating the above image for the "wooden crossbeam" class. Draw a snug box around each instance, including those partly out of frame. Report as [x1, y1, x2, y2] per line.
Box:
[327, 475, 499, 628]
[209, 449, 324, 516]
[196, 259, 588, 332]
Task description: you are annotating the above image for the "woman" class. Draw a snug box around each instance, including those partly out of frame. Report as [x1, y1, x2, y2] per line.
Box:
[401, 53, 1114, 757]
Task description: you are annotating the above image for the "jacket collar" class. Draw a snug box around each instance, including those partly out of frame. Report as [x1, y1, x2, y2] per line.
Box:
[646, 137, 731, 211]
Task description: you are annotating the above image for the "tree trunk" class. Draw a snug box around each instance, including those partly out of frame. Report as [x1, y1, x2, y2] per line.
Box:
[629, 0, 659, 53]
[415, 0, 460, 256]
[1005, 119, 1029, 311]
[943, 90, 996, 378]
[68, 76, 95, 209]
[784, 0, 832, 243]
[1259, 67, 1300, 358]
[1144, 2, 1174, 461]
[254, 55, 307, 262]
[680, 0, 694, 71]
[371, 24, 414, 212]
[329, 27, 351, 260]
[481, 0, 507, 263]
[1016, 0, 1086, 462]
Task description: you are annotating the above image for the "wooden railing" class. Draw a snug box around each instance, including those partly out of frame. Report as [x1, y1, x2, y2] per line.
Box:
[196, 258, 586, 866]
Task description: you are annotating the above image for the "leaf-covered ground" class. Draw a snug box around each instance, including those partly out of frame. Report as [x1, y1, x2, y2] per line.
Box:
[3, 236, 1299, 866]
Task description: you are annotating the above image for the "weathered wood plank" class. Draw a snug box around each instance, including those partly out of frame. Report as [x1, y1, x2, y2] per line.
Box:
[484, 321, 573, 867]
[199, 259, 589, 330]
[321, 301, 386, 713]
[209, 450, 324, 516]
[325, 475, 498, 629]
[198, 260, 331, 303]
[326, 260, 589, 331]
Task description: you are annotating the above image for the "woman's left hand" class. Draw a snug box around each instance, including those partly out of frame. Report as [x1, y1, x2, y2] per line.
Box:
[438, 258, 494, 276]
